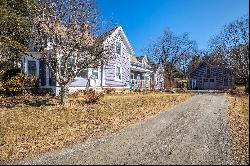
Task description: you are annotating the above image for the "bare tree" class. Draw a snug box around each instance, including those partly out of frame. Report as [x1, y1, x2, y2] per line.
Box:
[146, 28, 197, 89]
[187, 52, 202, 74]
[28, 0, 115, 104]
[208, 15, 249, 89]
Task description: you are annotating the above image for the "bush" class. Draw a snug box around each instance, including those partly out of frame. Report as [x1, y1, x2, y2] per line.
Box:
[2, 68, 22, 82]
[104, 88, 116, 94]
[69, 90, 88, 98]
[36, 88, 52, 96]
[2, 68, 39, 96]
[24, 75, 39, 94]
[3, 72, 26, 95]
[85, 90, 104, 104]
[68, 89, 104, 104]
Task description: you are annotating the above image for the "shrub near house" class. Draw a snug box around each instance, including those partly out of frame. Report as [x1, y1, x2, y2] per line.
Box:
[2, 68, 38, 96]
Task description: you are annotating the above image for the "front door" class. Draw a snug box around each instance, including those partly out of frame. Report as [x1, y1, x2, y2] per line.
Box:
[203, 78, 216, 90]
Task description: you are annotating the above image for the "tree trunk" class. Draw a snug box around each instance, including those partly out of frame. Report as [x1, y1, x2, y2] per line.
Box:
[60, 84, 68, 105]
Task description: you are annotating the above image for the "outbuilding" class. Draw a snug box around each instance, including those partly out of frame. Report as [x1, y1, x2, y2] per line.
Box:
[188, 61, 234, 90]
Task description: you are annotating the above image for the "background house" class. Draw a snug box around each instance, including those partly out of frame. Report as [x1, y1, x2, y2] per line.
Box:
[188, 61, 234, 90]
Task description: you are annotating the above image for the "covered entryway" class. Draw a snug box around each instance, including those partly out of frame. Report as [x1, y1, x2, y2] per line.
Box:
[203, 78, 216, 90]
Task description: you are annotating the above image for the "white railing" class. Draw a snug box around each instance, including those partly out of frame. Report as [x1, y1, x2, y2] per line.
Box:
[130, 79, 151, 90]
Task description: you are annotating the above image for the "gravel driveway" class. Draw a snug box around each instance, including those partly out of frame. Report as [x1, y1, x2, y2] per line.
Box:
[22, 93, 233, 165]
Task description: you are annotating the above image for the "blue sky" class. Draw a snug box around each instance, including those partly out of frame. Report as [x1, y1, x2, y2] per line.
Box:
[96, 0, 249, 55]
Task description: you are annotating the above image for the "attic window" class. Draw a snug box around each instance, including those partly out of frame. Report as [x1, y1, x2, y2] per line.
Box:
[207, 67, 211, 77]
[116, 42, 121, 55]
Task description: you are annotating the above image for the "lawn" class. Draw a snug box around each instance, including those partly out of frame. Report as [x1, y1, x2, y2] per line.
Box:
[226, 93, 249, 165]
[0, 92, 192, 164]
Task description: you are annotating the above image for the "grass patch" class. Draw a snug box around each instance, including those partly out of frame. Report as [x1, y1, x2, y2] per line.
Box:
[226, 93, 249, 165]
[0, 92, 192, 164]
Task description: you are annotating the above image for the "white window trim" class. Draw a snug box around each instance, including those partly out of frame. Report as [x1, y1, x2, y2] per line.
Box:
[115, 64, 122, 81]
[115, 41, 122, 57]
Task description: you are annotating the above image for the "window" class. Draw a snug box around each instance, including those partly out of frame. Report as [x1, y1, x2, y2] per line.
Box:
[49, 70, 56, 86]
[116, 42, 121, 55]
[144, 74, 149, 81]
[130, 73, 134, 79]
[204, 78, 208, 82]
[77, 69, 88, 78]
[28, 60, 37, 76]
[137, 74, 141, 80]
[91, 69, 98, 79]
[210, 79, 215, 82]
[115, 65, 122, 81]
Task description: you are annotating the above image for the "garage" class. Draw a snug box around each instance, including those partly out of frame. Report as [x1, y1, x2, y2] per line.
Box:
[203, 78, 216, 90]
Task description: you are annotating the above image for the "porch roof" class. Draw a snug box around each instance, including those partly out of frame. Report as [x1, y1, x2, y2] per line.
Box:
[130, 65, 153, 73]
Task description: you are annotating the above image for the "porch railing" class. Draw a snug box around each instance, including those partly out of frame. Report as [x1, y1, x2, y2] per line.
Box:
[130, 79, 151, 90]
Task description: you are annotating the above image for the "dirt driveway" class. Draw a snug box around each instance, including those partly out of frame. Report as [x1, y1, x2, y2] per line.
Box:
[21, 93, 233, 165]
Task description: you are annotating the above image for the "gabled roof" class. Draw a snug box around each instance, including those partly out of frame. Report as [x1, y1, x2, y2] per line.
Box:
[97, 27, 118, 42]
[188, 60, 233, 76]
[188, 60, 213, 76]
[98, 26, 135, 55]
[130, 55, 153, 69]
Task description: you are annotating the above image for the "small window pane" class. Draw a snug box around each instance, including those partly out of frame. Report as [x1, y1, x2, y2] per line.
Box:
[137, 74, 141, 80]
[116, 66, 121, 80]
[116, 42, 121, 55]
[28, 60, 37, 76]
[92, 69, 98, 79]
[210, 79, 214, 82]
[77, 69, 88, 78]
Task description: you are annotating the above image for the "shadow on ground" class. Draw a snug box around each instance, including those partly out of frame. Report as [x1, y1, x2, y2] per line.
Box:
[0, 96, 56, 108]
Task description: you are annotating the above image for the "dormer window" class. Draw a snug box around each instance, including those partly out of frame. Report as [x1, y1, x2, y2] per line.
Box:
[116, 42, 121, 55]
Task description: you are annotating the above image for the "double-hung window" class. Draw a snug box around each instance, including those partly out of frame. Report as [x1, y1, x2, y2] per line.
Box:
[28, 60, 37, 76]
[115, 65, 122, 81]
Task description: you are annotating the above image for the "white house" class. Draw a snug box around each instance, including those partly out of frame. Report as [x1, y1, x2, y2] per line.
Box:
[21, 26, 164, 95]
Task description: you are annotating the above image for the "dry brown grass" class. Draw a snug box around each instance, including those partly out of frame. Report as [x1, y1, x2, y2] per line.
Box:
[226, 93, 249, 165]
[0, 92, 192, 164]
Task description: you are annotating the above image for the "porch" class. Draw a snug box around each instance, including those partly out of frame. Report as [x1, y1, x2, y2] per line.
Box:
[130, 79, 152, 90]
